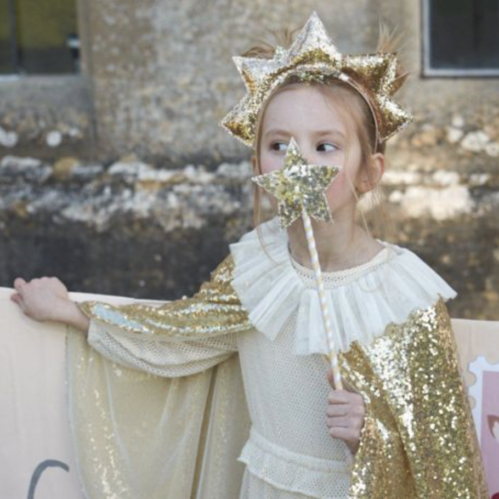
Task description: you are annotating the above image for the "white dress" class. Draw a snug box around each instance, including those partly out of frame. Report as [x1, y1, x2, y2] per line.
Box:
[86, 216, 458, 499]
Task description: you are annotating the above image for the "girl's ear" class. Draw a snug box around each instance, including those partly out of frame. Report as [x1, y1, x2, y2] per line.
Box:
[356, 153, 385, 194]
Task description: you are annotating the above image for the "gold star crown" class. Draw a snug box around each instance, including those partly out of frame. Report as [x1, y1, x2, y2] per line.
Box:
[220, 11, 413, 150]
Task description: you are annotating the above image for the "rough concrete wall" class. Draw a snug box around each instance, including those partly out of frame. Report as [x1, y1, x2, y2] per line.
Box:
[0, 1, 498, 319]
[2, 0, 498, 166]
[83, 0, 395, 163]
[1, 152, 498, 319]
[0, 76, 94, 160]
[82, 0, 499, 163]
[0, 155, 253, 300]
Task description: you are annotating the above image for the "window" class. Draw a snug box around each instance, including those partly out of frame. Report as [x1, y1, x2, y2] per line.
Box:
[422, 0, 499, 76]
[0, 0, 80, 76]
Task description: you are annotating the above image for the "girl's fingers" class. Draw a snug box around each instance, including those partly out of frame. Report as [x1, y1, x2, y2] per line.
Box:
[328, 390, 351, 404]
[11, 292, 22, 303]
[326, 404, 349, 417]
[11, 293, 26, 312]
[328, 390, 364, 407]
[327, 414, 364, 431]
[326, 415, 351, 428]
[328, 426, 356, 441]
[13, 277, 27, 291]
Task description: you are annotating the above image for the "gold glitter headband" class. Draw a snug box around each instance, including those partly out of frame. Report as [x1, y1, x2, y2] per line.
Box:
[219, 11, 414, 151]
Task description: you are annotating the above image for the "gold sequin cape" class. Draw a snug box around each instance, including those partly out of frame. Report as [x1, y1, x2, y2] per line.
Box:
[68, 255, 489, 498]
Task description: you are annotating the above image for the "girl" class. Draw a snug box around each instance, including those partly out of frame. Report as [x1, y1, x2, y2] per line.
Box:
[10, 12, 488, 499]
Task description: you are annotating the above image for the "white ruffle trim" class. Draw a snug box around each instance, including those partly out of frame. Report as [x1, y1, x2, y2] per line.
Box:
[229, 217, 458, 356]
[238, 427, 350, 499]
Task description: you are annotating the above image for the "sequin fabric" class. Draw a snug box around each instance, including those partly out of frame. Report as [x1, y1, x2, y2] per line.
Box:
[66, 332, 250, 499]
[338, 296, 490, 498]
[252, 138, 339, 228]
[75, 252, 489, 497]
[220, 11, 414, 149]
[76, 255, 253, 340]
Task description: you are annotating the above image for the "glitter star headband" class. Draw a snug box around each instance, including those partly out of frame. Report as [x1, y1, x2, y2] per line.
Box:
[219, 11, 413, 150]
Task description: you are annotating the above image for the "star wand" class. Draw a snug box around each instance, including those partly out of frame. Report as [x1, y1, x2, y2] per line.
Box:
[253, 138, 355, 465]
[252, 137, 345, 391]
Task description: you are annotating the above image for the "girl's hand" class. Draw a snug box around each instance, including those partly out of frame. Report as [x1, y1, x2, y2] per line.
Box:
[11, 276, 72, 323]
[326, 368, 366, 455]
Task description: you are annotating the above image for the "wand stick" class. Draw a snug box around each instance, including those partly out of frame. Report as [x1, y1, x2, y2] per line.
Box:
[301, 209, 343, 390]
[252, 137, 353, 464]
[302, 211, 353, 464]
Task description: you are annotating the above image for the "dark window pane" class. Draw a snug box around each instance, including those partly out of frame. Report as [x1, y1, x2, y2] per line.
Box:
[0, 0, 16, 74]
[16, 0, 79, 74]
[429, 0, 499, 69]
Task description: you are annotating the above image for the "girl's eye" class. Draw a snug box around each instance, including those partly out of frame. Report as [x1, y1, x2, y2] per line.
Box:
[317, 143, 337, 152]
[270, 142, 288, 152]
[270, 142, 338, 152]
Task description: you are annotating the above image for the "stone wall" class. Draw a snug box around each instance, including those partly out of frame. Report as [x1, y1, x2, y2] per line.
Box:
[0, 76, 94, 160]
[0, 1, 498, 319]
[1, 149, 497, 319]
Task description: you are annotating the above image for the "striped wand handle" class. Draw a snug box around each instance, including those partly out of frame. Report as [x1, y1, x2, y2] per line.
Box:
[301, 209, 343, 390]
[302, 209, 354, 465]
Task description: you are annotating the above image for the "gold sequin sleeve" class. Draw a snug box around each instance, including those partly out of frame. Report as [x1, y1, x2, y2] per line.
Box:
[74, 255, 253, 376]
[338, 296, 489, 499]
[77, 255, 251, 339]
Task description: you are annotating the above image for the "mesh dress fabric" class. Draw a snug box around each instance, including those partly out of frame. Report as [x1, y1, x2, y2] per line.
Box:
[84, 246, 389, 498]
[80, 215, 464, 499]
[236, 313, 351, 498]
[86, 235, 432, 498]
[86, 245, 384, 499]
[87, 319, 239, 378]
[235, 244, 396, 499]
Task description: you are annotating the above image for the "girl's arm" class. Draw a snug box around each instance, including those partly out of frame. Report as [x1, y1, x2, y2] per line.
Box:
[74, 255, 249, 339]
[11, 256, 253, 378]
[11, 277, 90, 337]
[61, 300, 90, 337]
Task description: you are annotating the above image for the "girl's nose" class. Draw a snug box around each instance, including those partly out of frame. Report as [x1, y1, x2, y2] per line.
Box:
[295, 143, 315, 161]
[304, 150, 323, 165]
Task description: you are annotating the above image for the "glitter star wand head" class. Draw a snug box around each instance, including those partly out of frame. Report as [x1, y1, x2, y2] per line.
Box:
[252, 138, 345, 393]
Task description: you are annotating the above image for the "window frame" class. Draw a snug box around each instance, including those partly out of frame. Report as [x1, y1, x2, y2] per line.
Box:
[421, 0, 499, 78]
[1, 0, 81, 77]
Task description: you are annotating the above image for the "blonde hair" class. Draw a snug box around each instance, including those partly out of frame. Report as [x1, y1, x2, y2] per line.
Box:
[246, 20, 409, 244]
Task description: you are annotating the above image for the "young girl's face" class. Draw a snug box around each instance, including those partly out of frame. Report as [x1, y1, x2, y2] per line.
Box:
[258, 83, 364, 217]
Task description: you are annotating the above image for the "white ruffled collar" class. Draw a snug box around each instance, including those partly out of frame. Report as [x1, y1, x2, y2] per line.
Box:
[229, 216, 458, 356]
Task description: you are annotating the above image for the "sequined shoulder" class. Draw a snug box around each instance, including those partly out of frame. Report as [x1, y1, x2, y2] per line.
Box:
[75, 253, 252, 339]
